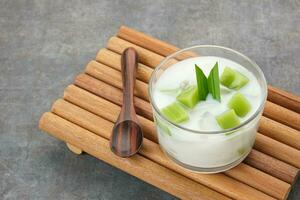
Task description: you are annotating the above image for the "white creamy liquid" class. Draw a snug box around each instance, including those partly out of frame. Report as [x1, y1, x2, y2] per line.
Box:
[152, 56, 264, 169]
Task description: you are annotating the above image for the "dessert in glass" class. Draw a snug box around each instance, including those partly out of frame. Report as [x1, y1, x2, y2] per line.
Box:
[149, 45, 267, 173]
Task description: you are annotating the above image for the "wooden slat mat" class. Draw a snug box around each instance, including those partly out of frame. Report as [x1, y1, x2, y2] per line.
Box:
[39, 26, 300, 200]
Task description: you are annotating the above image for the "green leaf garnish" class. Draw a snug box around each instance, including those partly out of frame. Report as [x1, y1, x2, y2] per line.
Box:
[195, 64, 208, 100]
[207, 62, 221, 102]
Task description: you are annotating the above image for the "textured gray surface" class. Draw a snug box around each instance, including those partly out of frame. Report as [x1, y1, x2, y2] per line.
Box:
[0, 0, 299, 199]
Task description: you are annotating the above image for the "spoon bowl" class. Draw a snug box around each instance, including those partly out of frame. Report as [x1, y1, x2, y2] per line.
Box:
[111, 120, 143, 157]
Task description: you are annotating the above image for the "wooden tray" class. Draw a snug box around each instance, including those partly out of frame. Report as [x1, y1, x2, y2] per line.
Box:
[39, 26, 300, 200]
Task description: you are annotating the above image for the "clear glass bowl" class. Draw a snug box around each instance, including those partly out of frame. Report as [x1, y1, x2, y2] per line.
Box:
[148, 45, 268, 173]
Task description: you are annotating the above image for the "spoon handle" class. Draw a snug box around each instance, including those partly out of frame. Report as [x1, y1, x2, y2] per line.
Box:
[120, 47, 139, 121]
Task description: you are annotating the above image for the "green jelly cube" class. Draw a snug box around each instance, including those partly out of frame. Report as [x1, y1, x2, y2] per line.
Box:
[229, 71, 249, 90]
[216, 109, 240, 130]
[228, 92, 251, 117]
[220, 67, 236, 88]
[161, 102, 189, 123]
[220, 67, 249, 90]
[176, 86, 199, 108]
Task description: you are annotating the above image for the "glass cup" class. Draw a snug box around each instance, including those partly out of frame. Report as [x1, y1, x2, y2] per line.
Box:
[148, 45, 267, 173]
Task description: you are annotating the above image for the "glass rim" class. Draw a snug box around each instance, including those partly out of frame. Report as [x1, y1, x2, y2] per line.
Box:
[148, 45, 268, 135]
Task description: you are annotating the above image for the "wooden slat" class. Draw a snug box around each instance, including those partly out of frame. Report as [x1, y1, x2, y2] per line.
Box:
[267, 85, 300, 113]
[107, 36, 165, 68]
[259, 117, 300, 150]
[254, 134, 300, 168]
[263, 101, 300, 131]
[244, 149, 299, 184]
[118, 25, 181, 57]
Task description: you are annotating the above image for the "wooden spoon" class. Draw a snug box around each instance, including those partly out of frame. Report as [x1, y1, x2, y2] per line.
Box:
[110, 47, 143, 157]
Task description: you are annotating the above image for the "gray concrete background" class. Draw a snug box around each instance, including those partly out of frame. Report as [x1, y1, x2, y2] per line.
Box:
[0, 0, 299, 199]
